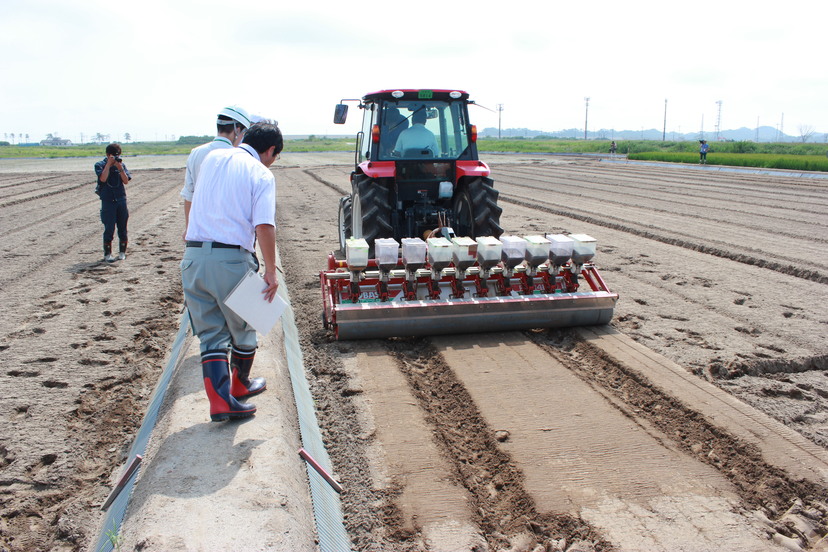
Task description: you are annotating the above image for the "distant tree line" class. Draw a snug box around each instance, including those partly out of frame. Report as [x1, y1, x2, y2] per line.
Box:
[177, 135, 213, 145]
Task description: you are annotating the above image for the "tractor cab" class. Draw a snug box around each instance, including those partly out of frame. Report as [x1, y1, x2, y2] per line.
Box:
[335, 89, 480, 163]
[333, 89, 501, 253]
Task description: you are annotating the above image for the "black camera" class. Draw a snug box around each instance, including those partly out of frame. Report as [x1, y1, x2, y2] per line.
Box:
[115, 156, 122, 163]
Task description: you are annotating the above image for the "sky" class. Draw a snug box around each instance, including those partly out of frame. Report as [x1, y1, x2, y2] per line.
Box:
[1, 0, 826, 144]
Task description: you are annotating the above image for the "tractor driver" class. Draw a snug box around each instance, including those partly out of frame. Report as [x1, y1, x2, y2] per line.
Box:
[394, 107, 438, 157]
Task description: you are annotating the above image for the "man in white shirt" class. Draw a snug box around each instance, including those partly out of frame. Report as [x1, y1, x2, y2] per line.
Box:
[394, 107, 438, 157]
[180, 105, 252, 239]
[181, 122, 282, 422]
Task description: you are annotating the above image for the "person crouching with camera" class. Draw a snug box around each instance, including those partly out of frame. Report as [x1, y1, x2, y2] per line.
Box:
[94, 143, 131, 262]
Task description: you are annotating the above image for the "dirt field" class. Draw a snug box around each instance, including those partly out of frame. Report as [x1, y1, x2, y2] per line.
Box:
[0, 153, 826, 551]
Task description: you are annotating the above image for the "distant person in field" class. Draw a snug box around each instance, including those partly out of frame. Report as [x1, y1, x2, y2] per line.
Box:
[610, 141, 617, 154]
[180, 105, 251, 240]
[394, 107, 438, 157]
[699, 140, 710, 164]
[94, 143, 131, 262]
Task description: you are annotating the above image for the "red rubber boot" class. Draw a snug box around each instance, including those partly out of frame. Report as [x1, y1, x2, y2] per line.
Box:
[202, 350, 256, 422]
[230, 346, 267, 399]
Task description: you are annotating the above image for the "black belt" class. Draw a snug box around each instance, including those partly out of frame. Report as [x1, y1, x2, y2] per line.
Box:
[186, 241, 241, 249]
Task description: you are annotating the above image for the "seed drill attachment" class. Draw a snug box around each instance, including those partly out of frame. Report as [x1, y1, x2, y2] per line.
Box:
[320, 233, 618, 340]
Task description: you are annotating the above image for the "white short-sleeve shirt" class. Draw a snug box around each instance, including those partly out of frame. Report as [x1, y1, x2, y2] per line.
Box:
[185, 144, 276, 252]
[180, 137, 234, 202]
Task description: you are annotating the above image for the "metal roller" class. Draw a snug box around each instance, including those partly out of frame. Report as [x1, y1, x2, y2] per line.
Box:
[332, 291, 617, 340]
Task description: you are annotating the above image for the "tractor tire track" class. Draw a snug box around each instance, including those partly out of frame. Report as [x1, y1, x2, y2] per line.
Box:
[384, 337, 613, 551]
[507, 165, 828, 216]
[0, 179, 94, 209]
[498, 193, 827, 284]
[302, 167, 350, 195]
[499, 167, 828, 230]
[526, 328, 828, 544]
[506, 162, 828, 201]
[0, 173, 77, 193]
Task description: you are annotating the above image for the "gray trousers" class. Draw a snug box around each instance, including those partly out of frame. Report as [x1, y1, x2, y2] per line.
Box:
[181, 243, 259, 353]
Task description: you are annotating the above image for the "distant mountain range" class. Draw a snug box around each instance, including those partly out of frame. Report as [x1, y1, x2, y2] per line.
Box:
[479, 126, 824, 142]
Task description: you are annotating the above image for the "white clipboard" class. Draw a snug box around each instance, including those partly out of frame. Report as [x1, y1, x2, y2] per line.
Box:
[223, 270, 287, 335]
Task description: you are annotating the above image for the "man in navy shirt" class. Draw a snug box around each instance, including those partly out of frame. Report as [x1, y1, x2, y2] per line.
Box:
[94, 143, 131, 262]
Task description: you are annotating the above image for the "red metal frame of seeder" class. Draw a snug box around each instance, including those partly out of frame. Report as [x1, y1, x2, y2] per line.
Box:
[320, 254, 618, 340]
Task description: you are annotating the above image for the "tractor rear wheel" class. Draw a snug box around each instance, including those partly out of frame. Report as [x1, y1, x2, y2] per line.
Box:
[453, 177, 503, 238]
[352, 175, 393, 254]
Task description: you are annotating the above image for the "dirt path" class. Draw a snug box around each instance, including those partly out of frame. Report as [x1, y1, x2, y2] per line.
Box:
[487, 158, 827, 447]
[0, 154, 826, 551]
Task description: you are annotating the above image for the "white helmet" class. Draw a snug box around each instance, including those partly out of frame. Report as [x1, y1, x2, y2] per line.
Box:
[250, 113, 279, 126]
[217, 105, 251, 129]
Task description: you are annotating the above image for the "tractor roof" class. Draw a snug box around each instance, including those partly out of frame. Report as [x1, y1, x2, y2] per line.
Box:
[363, 89, 470, 102]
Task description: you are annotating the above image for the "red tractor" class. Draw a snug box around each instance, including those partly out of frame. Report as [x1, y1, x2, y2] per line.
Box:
[334, 89, 503, 253]
[322, 89, 617, 339]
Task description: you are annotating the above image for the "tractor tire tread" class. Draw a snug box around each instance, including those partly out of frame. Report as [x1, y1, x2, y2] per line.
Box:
[466, 177, 504, 238]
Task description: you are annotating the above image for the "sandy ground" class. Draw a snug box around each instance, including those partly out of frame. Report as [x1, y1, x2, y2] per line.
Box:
[0, 152, 826, 551]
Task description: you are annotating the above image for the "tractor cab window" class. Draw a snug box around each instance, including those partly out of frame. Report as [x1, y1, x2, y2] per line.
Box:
[358, 102, 377, 164]
[379, 100, 469, 161]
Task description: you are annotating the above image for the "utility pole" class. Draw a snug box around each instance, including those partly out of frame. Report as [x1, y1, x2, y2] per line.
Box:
[584, 97, 590, 140]
[497, 104, 504, 139]
[700, 114, 705, 140]
[714, 100, 722, 141]
[662, 99, 668, 141]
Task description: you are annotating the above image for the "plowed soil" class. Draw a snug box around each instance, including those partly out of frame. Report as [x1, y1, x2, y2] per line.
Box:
[0, 153, 826, 551]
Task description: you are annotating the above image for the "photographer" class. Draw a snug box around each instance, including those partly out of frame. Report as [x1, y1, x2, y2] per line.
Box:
[94, 143, 131, 262]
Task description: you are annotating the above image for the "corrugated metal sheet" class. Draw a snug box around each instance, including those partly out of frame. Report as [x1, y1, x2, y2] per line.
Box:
[277, 263, 352, 552]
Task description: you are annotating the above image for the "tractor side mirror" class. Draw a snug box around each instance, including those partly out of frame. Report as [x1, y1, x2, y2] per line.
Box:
[333, 104, 348, 124]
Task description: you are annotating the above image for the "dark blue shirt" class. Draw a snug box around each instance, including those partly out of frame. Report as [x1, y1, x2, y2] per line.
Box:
[94, 158, 131, 201]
